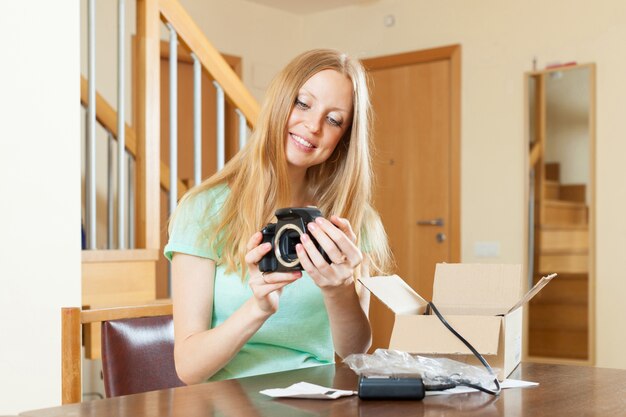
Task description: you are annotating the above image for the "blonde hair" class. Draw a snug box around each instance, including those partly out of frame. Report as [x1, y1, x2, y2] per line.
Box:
[170, 49, 393, 278]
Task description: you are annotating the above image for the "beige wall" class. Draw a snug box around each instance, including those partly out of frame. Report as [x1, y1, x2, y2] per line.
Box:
[177, 0, 304, 101]
[295, 0, 626, 369]
[0, 1, 81, 414]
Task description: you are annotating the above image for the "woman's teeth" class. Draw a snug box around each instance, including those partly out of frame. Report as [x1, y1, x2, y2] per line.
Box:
[292, 134, 314, 148]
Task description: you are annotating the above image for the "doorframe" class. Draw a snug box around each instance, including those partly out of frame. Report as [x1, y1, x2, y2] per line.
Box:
[522, 63, 596, 366]
[363, 44, 462, 263]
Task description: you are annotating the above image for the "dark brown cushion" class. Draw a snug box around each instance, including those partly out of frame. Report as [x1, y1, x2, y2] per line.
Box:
[101, 315, 185, 397]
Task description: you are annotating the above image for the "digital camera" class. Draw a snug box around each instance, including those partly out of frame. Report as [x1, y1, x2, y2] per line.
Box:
[259, 207, 331, 272]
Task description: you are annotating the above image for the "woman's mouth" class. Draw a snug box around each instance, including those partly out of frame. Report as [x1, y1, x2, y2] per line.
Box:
[289, 133, 316, 151]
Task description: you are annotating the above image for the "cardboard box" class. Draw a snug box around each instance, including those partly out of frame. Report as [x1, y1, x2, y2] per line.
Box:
[359, 263, 555, 381]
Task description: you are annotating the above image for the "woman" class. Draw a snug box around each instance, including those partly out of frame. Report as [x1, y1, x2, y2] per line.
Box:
[165, 49, 393, 385]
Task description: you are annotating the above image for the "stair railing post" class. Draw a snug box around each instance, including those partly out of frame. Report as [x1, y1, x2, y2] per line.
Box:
[192, 52, 202, 187]
[213, 81, 225, 171]
[117, 0, 126, 249]
[135, 0, 160, 251]
[167, 23, 178, 218]
[86, 0, 97, 249]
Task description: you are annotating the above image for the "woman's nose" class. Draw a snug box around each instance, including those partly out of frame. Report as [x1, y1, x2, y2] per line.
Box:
[304, 113, 322, 134]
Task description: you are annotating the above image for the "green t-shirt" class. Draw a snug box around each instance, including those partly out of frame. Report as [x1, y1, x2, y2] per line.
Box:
[164, 184, 334, 381]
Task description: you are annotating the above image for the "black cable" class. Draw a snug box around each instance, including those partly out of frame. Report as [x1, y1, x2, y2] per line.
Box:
[426, 301, 502, 396]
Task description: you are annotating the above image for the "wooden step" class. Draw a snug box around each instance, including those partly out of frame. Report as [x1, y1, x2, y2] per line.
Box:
[543, 200, 587, 226]
[538, 251, 588, 274]
[529, 273, 588, 305]
[560, 184, 586, 203]
[528, 328, 588, 359]
[543, 181, 587, 203]
[545, 162, 560, 181]
[82, 249, 159, 358]
[528, 303, 588, 331]
[544, 180, 560, 199]
[538, 227, 589, 252]
[82, 249, 158, 307]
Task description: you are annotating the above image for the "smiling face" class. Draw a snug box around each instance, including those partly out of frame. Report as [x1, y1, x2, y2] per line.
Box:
[285, 69, 354, 174]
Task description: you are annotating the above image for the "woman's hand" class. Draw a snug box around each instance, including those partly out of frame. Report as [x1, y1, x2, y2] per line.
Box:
[296, 215, 363, 292]
[245, 232, 302, 315]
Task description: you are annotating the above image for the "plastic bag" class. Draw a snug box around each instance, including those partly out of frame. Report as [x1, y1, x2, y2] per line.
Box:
[344, 349, 498, 391]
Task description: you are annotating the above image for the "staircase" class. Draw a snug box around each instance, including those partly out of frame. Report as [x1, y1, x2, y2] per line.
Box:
[529, 162, 589, 360]
[80, 0, 259, 358]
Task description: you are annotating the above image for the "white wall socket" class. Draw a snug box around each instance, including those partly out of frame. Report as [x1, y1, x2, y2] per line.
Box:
[474, 241, 501, 258]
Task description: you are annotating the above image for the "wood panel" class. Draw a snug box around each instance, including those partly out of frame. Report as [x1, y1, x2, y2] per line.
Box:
[543, 200, 587, 226]
[135, 0, 161, 250]
[528, 329, 588, 359]
[530, 274, 587, 304]
[544, 162, 560, 181]
[560, 184, 586, 203]
[61, 308, 81, 404]
[539, 252, 588, 274]
[539, 227, 588, 252]
[82, 263, 156, 307]
[82, 253, 157, 359]
[528, 304, 588, 330]
[544, 180, 560, 199]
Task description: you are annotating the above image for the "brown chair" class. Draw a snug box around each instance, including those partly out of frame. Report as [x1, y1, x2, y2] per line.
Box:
[61, 303, 185, 404]
[101, 314, 185, 397]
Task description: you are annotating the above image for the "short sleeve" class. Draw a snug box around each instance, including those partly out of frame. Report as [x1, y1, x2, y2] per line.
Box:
[164, 184, 229, 261]
[359, 225, 372, 254]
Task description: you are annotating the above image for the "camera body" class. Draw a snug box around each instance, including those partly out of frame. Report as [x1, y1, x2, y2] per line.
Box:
[259, 207, 331, 273]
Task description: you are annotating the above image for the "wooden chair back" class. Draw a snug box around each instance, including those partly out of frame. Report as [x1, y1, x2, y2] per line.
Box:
[61, 303, 179, 404]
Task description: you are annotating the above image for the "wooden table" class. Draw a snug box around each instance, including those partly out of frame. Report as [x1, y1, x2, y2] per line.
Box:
[21, 362, 626, 416]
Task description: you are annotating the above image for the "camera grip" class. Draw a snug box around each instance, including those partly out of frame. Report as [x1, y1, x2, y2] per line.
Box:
[258, 224, 277, 273]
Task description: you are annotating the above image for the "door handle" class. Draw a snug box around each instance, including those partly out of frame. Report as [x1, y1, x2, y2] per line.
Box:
[416, 218, 444, 227]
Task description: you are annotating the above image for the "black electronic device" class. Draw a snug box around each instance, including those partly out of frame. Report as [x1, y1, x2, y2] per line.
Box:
[358, 376, 425, 401]
[259, 207, 331, 272]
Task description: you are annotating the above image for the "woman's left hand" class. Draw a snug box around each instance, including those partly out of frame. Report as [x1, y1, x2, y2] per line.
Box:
[296, 215, 363, 291]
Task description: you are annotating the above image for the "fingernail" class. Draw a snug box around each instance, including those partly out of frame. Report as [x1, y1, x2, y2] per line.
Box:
[263, 242, 272, 249]
[300, 234, 310, 243]
[307, 222, 317, 232]
[315, 217, 324, 225]
[296, 243, 303, 251]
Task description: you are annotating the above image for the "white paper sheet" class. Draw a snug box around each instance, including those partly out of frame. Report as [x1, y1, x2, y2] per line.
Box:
[260, 382, 357, 400]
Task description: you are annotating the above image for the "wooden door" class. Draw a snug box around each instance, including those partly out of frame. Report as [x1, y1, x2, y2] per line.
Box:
[157, 45, 241, 298]
[363, 46, 461, 350]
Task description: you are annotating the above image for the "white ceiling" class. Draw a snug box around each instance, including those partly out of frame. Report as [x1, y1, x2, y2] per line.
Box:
[244, 0, 373, 15]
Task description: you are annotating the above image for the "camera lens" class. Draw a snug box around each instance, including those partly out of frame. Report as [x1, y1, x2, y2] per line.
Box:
[279, 229, 301, 262]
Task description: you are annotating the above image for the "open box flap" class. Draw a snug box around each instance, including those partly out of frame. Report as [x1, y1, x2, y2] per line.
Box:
[359, 275, 428, 315]
[390, 315, 502, 355]
[432, 264, 524, 315]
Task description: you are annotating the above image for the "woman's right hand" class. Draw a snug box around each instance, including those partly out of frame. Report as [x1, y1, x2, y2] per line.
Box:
[245, 232, 302, 315]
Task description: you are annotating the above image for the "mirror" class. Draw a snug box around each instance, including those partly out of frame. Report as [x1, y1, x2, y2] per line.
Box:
[525, 64, 595, 364]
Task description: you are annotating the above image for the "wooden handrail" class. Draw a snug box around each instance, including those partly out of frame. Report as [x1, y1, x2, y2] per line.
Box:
[159, 0, 259, 126]
[80, 76, 188, 198]
[529, 141, 543, 168]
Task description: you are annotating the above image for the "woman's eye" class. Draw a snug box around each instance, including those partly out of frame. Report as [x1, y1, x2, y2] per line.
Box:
[327, 116, 342, 127]
[295, 99, 309, 109]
